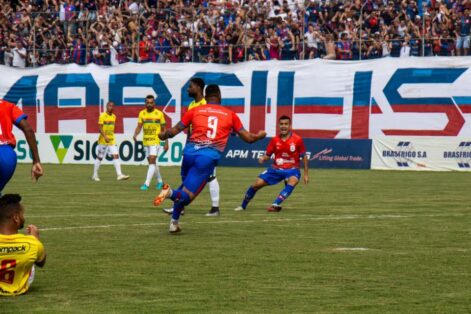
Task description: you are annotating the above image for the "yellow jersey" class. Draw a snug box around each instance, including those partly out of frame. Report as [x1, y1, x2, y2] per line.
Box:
[188, 99, 206, 135]
[98, 112, 116, 145]
[0, 234, 45, 296]
[188, 98, 206, 111]
[138, 109, 166, 146]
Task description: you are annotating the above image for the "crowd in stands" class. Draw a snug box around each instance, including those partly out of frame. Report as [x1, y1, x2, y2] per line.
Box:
[0, 0, 470, 67]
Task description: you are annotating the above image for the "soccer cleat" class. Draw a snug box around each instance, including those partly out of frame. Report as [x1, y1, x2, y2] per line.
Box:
[234, 206, 245, 212]
[156, 182, 164, 190]
[205, 207, 220, 217]
[91, 176, 101, 182]
[139, 184, 149, 191]
[162, 208, 185, 216]
[117, 174, 130, 181]
[153, 184, 171, 206]
[267, 204, 282, 212]
[169, 221, 181, 233]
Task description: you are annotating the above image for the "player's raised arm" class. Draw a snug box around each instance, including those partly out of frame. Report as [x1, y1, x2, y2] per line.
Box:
[17, 119, 43, 182]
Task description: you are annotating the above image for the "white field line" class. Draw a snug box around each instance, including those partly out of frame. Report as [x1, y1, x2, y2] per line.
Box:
[29, 212, 467, 219]
[39, 212, 468, 231]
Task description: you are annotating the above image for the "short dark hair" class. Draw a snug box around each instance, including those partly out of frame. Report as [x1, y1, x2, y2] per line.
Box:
[279, 115, 291, 123]
[190, 77, 205, 91]
[205, 84, 221, 98]
[145, 95, 155, 100]
[0, 194, 22, 224]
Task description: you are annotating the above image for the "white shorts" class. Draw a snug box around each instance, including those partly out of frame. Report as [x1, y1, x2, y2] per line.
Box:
[145, 145, 161, 158]
[96, 144, 119, 159]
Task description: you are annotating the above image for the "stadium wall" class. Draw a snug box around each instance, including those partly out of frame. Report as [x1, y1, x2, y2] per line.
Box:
[2, 59, 470, 170]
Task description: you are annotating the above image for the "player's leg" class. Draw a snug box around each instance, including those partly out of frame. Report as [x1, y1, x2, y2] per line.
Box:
[235, 178, 268, 211]
[205, 167, 220, 216]
[92, 145, 106, 181]
[153, 145, 164, 189]
[0, 145, 18, 194]
[162, 155, 192, 215]
[111, 145, 129, 180]
[141, 146, 157, 190]
[268, 169, 301, 212]
[235, 167, 282, 211]
[155, 154, 216, 232]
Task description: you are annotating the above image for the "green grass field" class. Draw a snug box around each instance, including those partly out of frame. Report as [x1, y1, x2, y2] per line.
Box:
[1, 164, 471, 313]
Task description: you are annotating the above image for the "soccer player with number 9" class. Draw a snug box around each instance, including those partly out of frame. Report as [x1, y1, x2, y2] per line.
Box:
[155, 84, 267, 233]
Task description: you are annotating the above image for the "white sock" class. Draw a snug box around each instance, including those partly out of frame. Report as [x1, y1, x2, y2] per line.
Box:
[154, 164, 163, 183]
[209, 178, 220, 207]
[145, 164, 156, 186]
[113, 159, 122, 176]
[93, 159, 101, 177]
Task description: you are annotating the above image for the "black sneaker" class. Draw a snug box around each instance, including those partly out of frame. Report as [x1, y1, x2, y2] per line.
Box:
[205, 207, 220, 217]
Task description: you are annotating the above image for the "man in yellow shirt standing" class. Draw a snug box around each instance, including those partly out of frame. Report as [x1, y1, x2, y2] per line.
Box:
[92, 101, 130, 181]
[133, 95, 168, 190]
[162, 78, 221, 216]
[0, 194, 46, 296]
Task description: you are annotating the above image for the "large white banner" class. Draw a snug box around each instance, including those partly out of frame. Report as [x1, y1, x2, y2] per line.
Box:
[2, 57, 471, 140]
[372, 137, 471, 171]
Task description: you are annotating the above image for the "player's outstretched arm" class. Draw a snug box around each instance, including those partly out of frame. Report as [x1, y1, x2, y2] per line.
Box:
[159, 122, 186, 140]
[17, 119, 43, 182]
[237, 129, 267, 143]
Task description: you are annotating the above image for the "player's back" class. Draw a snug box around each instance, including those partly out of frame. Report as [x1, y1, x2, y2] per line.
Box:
[185, 104, 243, 153]
[0, 233, 45, 296]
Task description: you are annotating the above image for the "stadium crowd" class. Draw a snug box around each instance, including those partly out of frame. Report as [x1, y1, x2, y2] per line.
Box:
[0, 0, 470, 67]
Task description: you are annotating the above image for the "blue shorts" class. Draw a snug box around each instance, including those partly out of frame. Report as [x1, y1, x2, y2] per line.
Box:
[0, 145, 18, 193]
[259, 167, 301, 186]
[180, 151, 218, 195]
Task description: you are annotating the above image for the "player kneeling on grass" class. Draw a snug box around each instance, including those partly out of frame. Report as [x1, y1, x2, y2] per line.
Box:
[235, 115, 309, 212]
[154, 84, 266, 233]
[92, 101, 130, 181]
[0, 194, 46, 296]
